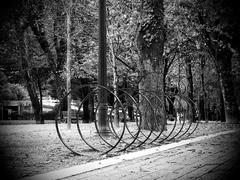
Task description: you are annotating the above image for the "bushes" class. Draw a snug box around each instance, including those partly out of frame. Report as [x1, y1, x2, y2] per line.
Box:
[0, 71, 29, 101]
[17, 110, 57, 120]
[20, 111, 34, 120]
[10, 84, 29, 100]
[20, 110, 57, 120]
[0, 83, 29, 101]
[43, 110, 57, 120]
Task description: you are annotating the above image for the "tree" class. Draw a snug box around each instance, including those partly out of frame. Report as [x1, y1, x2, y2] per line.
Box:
[62, 0, 73, 129]
[107, 0, 141, 126]
[184, 56, 196, 121]
[189, 0, 240, 123]
[15, 23, 43, 123]
[137, 0, 165, 129]
[71, 0, 98, 124]
[0, 0, 67, 123]
[0, 71, 28, 101]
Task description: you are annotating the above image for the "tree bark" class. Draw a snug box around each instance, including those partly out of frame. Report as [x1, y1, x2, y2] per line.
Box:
[185, 57, 196, 122]
[137, 0, 165, 130]
[199, 55, 206, 121]
[109, 37, 119, 127]
[162, 70, 167, 118]
[219, 89, 226, 122]
[72, 78, 93, 123]
[66, 0, 72, 129]
[17, 24, 42, 123]
[81, 85, 91, 123]
[37, 75, 44, 123]
[29, 17, 63, 100]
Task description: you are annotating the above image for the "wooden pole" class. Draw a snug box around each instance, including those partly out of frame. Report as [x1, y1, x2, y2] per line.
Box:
[98, 0, 109, 134]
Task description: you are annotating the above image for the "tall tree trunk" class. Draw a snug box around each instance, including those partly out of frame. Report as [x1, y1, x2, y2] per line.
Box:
[30, 21, 62, 99]
[66, 0, 72, 129]
[219, 89, 226, 122]
[109, 38, 119, 127]
[37, 75, 44, 124]
[199, 55, 206, 121]
[162, 69, 168, 130]
[74, 78, 93, 123]
[185, 58, 196, 122]
[83, 100, 90, 123]
[17, 24, 42, 123]
[26, 81, 41, 123]
[162, 69, 167, 115]
[137, 0, 165, 130]
[82, 85, 91, 123]
[28, 2, 65, 100]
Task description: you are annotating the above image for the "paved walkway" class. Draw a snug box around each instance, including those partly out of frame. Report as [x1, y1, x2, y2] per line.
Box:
[24, 130, 240, 180]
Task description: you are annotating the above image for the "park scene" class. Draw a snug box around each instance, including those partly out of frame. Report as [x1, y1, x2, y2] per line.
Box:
[0, 0, 240, 179]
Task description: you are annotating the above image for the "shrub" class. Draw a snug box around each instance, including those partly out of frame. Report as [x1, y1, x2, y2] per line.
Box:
[8, 83, 29, 100]
[21, 111, 34, 120]
[0, 83, 29, 101]
[43, 110, 58, 120]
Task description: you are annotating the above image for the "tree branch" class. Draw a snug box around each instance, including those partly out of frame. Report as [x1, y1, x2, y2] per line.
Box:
[115, 56, 137, 72]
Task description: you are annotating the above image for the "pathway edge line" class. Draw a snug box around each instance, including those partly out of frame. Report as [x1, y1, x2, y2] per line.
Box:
[21, 129, 239, 180]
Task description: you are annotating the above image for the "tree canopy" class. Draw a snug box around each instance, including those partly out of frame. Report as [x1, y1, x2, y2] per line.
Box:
[0, 0, 239, 123]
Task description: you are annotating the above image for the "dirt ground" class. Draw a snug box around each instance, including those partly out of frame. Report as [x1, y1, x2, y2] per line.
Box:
[0, 121, 239, 179]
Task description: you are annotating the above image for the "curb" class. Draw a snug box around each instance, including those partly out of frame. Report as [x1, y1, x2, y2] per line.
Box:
[21, 129, 239, 180]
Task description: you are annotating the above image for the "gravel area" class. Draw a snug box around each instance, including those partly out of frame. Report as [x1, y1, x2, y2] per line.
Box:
[0, 121, 239, 179]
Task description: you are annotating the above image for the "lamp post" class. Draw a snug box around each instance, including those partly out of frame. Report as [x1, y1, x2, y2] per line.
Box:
[98, 0, 109, 135]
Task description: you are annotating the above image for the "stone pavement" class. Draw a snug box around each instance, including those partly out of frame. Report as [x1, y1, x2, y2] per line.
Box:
[24, 129, 240, 180]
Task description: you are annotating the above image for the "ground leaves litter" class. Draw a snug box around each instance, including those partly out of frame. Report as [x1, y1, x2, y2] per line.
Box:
[0, 121, 239, 179]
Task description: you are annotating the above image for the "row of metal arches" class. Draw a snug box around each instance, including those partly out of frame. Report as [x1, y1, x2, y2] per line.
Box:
[55, 84, 199, 155]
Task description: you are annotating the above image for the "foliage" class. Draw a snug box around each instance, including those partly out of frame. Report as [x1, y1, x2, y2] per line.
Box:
[0, 0, 239, 122]
[106, 0, 142, 86]
[0, 71, 29, 101]
[43, 109, 57, 120]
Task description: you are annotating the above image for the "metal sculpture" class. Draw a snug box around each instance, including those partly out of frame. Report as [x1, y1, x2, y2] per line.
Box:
[55, 84, 200, 155]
